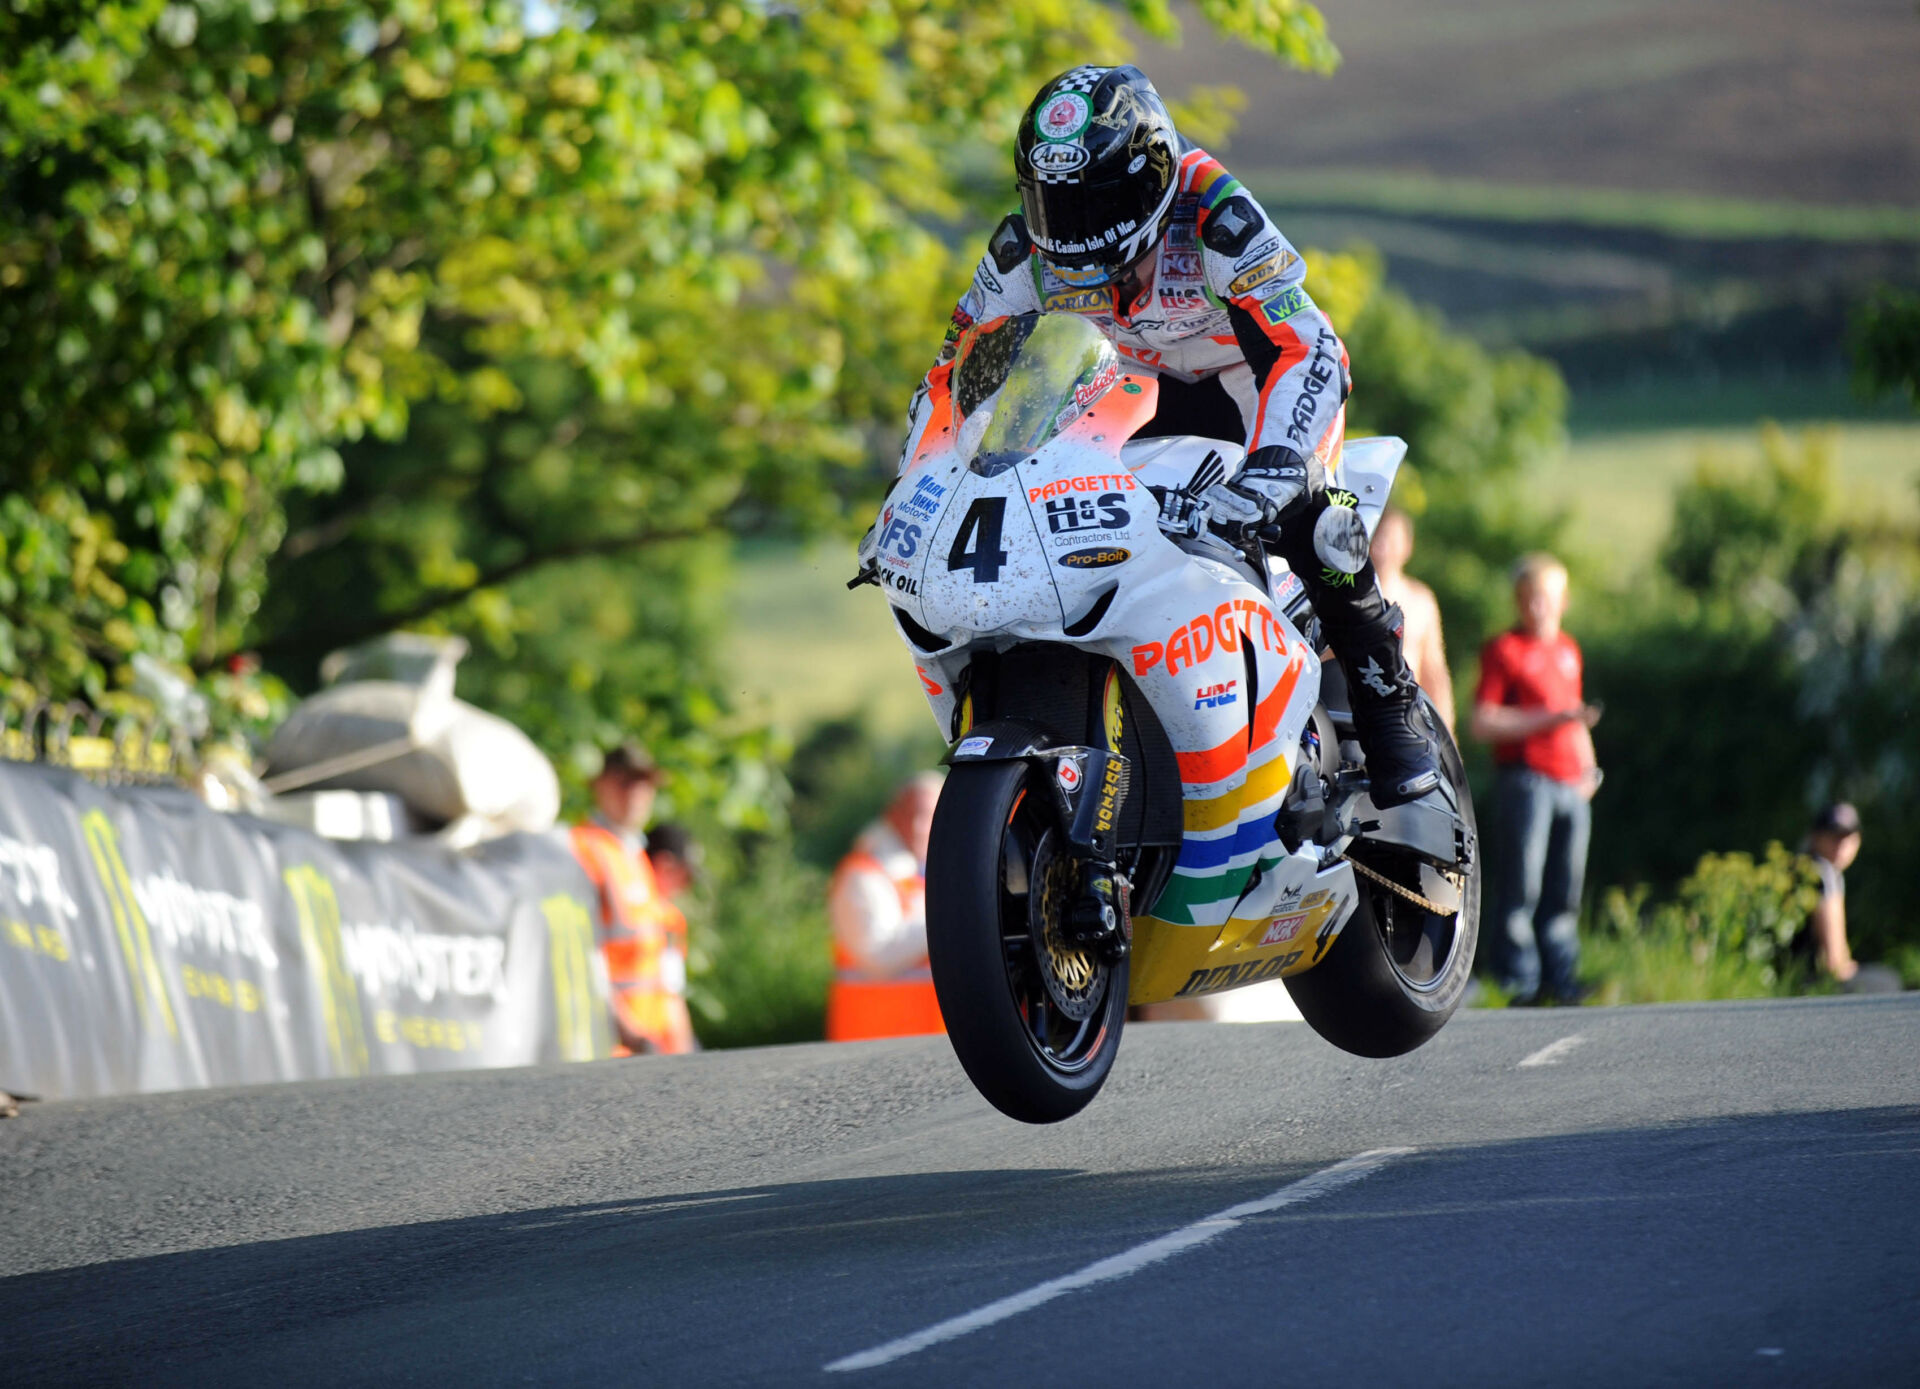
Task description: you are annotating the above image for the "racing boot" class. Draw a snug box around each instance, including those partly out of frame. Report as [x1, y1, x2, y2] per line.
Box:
[1324, 603, 1442, 809]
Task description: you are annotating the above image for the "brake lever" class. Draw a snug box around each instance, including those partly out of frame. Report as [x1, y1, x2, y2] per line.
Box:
[846, 563, 880, 591]
[1190, 521, 1249, 566]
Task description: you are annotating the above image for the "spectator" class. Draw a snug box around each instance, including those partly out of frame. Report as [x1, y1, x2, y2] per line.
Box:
[826, 772, 945, 1041]
[1799, 803, 1900, 992]
[1370, 506, 1456, 734]
[645, 821, 702, 1048]
[1471, 553, 1601, 1006]
[646, 822, 702, 899]
[570, 742, 695, 1055]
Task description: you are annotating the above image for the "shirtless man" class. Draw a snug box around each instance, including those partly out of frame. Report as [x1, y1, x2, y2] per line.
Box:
[1370, 506, 1454, 734]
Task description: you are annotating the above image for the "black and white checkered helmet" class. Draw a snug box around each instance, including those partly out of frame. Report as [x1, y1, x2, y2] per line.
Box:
[1015, 65, 1179, 283]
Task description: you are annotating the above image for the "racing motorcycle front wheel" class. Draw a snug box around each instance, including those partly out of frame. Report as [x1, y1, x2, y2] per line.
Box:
[926, 759, 1129, 1124]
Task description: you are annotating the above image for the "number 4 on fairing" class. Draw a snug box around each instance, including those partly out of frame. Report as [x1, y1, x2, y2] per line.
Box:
[947, 497, 1009, 583]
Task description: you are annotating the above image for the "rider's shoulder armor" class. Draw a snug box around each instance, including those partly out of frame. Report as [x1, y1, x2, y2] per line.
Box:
[989, 213, 1033, 275]
[1200, 195, 1262, 258]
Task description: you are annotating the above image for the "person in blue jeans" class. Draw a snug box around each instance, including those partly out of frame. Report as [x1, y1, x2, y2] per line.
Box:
[1470, 554, 1602, 1004]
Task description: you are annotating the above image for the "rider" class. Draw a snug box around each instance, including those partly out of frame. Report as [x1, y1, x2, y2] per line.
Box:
[899, 64, 1441, 806]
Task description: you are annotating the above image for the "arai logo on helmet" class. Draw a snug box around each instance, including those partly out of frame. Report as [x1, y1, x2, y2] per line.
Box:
[1036, 91, 1092, 142]
[1029, 142, 1090, 176]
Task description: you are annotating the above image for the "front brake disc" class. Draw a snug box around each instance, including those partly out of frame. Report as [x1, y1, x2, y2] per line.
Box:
[1028, 829, 1106, 1022]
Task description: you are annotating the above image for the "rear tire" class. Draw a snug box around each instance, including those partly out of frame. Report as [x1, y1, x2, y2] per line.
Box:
[926, 760, 1128, 1123]
[1285, 696, 1480, 1057]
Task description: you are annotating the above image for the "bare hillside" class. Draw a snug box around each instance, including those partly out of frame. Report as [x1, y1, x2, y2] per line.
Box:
[1135, 0, 1920, 208]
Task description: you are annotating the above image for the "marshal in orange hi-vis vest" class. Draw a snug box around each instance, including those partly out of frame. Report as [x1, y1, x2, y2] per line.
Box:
[826, 819, 944, 1042]
[570, 822, 694, 1055]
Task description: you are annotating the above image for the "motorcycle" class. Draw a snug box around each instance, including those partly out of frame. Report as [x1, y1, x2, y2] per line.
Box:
[852, 312, 1478, 1124]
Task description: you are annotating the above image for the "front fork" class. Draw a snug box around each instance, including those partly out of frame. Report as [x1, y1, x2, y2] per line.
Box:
[1044, 745, 1135, 963]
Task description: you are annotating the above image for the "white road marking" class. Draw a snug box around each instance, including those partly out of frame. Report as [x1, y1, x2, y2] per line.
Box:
[1518, 1034, 1586, 1068]
[823, 1146, 1413, 1374]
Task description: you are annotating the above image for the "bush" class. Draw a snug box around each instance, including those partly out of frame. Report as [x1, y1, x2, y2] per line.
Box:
[1315, 245, 1572, 663]
[1583, 843, 1822, 1003]
[686, 713, 946, 1049]
[788, 715, 947, 870]
[1582, 426, 1920, 961]
[686, 831, 833, 1051]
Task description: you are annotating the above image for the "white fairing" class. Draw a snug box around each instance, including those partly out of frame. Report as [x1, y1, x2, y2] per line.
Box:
[870, 325, 1406, 941]
[1336, 435, 1408, 539]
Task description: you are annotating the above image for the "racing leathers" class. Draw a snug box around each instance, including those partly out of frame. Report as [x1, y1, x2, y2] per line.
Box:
[903, 144, 1442, 806]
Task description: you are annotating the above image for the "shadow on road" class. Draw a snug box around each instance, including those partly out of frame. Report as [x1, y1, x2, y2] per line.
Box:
[6, 1105, 1919, 1386]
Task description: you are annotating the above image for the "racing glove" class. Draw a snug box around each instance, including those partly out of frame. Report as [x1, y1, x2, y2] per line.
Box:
[1204, 445, 1323, 531]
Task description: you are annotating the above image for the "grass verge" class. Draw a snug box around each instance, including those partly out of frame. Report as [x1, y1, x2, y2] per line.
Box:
[1578, 930, 1803, 1007]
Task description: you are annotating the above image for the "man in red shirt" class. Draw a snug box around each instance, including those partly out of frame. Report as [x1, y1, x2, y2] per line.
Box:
[1471, 554, 1602, 1004]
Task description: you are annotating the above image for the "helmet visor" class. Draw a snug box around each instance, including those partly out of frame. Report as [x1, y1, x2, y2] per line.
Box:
[1019, 167, 1175, 277]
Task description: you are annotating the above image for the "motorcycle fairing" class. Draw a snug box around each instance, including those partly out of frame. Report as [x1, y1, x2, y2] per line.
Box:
[878, 366, 1367, 1003]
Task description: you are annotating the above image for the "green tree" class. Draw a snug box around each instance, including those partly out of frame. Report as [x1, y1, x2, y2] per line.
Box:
[1282, 243, 1569, 680]
[2, 0, 1335, 748]
[1853, 286, 1920, 411]
[1582, 427, 1920, 961]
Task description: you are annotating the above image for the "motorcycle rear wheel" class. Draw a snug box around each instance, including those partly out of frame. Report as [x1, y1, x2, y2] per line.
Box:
[926, 760, 1129, 1124]
[1284, 696, 1480, 1057]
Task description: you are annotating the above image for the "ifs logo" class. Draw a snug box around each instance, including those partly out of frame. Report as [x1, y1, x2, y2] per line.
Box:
[877, 507, 922, 566]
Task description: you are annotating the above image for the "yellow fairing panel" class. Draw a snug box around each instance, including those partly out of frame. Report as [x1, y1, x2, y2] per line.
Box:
[1127, 888, 1349, 1006]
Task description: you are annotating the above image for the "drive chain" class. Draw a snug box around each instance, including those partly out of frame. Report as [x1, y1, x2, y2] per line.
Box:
[1341, 852, 1461, 917]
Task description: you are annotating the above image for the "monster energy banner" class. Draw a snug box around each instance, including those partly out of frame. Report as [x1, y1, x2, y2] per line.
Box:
[0, 761, 612, 1102]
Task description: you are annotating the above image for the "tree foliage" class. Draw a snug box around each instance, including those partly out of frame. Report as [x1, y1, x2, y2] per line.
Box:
[1852, 286, 1920, 411]
[1310, 244, 1569, 657]
[1, 0, 1333, 746]
[1583, 427, 1920, 956]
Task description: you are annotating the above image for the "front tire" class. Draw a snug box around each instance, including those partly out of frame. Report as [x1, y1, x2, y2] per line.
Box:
[926, 760, 1128, 1123]
[1285, 696, 1480, 1057]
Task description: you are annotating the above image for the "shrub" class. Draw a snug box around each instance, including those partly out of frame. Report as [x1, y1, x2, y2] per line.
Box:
[1665, 842, 1823, 975]
[687, 713, 945, 1048]
[1584, 842, 1821, 1003]
[686, 831, 833, 1051]
[1583, 426, 1920, 964]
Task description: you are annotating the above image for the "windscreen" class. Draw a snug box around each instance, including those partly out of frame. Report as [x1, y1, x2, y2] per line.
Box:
[950, 313, 1121, 477]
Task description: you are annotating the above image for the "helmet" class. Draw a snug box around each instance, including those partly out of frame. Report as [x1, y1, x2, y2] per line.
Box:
[1015, 65, 1180, 286]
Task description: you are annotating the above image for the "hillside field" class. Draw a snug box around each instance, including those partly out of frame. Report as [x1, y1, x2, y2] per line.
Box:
[1549, 422, 1920, 581]
[1136, 2, 1920, 422]
[1136, 0, 1920, 211]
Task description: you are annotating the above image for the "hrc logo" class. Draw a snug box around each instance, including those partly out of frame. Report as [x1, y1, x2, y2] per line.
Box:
[1194, 680, 1239, 710]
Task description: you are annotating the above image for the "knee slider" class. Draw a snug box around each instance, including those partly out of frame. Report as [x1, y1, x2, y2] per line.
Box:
[1313, 503, 1369, 575]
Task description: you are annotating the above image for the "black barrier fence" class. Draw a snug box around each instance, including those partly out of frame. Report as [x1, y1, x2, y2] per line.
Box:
[0, 761, 613, 1100]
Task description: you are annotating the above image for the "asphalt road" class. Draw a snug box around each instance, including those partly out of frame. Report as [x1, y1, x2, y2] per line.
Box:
[5, 996, 1918, 1387]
